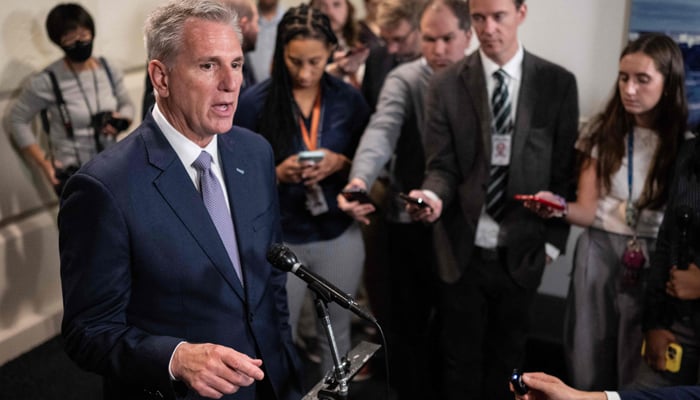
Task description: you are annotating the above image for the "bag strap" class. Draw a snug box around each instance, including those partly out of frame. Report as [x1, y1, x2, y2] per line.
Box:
[99, 56, 117, 97]
[43, 69, 74, 139]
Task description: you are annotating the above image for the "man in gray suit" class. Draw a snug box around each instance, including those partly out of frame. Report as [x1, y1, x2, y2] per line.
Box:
[339, 1, 472, 398]
[408, 0, 579, 399]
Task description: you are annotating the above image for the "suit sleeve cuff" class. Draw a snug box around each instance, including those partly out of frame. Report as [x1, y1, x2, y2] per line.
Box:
[545, 242, 561, 261]
[422, 190, 440, 202]
[604, 391, 621, 400]
[169, 341, 187, 381]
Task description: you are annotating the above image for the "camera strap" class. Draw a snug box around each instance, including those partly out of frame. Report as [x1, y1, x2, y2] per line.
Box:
[98, 57, 117, 98]
[40, 57, 117, 140]
[40, 57, 119, 165]
[41, 69, 74, 139]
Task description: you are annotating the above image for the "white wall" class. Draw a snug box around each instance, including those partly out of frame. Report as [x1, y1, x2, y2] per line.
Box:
[0, 0, 630, 364]
[518, 0, 630, 297]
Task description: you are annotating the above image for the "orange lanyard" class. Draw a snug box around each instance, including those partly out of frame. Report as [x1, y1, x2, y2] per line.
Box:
[299, 90, 322, 151]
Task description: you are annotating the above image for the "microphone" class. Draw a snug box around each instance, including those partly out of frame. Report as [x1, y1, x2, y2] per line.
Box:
[677, 205, 693, 270]
[267, 243, 376, 323]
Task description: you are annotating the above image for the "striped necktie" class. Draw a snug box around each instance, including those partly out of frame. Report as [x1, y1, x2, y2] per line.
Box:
[485, 69, 512, 222]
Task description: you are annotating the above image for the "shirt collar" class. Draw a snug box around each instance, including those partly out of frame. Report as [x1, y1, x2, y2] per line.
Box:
[152, 103, 220, 169]
[479, 42, 524, 82]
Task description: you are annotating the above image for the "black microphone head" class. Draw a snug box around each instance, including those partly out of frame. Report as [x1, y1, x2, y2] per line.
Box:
[678, 205, 693, 227]
[266, 243, 298, 272]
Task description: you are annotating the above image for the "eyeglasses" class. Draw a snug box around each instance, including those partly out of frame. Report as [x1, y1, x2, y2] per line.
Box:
[385, 30, 416, 47]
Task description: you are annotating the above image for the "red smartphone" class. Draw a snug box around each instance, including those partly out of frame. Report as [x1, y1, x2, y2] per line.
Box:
[341, 188, 373, 205]
[514, 194, 565, 211]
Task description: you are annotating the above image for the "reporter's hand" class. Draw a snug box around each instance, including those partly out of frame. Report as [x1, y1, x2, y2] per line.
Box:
[332, 47, 369, 76]
[643, 329, 676, 371]
[300, 148, 348, 186]
[23, 143, 59, 186]
[512, 372, 606, 400]
[276, 154, 303, 184]
[102, 112, 131, 136]
[406, 189, 442, 223]
[337, 178, 375, 225]
[666, 263, 700, 300]
[171, 342, 264, 399]
[42, 158, 59, 186]
[521, 191, 567, 219]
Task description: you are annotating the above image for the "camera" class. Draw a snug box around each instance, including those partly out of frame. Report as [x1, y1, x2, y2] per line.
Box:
[92, 111, 129, 133]
[53, 164, 80, 196]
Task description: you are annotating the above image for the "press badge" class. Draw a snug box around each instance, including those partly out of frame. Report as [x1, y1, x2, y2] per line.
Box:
[491, 135, 512, 166]
[305, 183, 329, 216]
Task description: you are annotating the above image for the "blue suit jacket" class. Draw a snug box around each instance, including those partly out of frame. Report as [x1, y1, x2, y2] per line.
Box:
[59, 115, 302, 400]
[619, 386, 700, 399]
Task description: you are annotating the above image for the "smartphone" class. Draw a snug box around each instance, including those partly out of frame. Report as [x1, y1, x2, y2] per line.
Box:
[345, 45, 367, 57]
[108, 117, 130, 132]
[341, 188, 373, 205]
[510, 369, 528, 395]
[514, 194, 565, 211]
[399, 192, 432, 211]
[298, 150, 325, 164]
[641, 340, 683, 373]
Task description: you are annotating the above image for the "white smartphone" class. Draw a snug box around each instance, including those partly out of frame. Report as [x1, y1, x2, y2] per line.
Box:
[298, 150, 325, 164]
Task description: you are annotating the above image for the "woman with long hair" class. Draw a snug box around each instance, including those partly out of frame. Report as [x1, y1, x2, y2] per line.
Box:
[235, 4, 370, 377]
[523, 33, 690, 390]
[311, 0, 370, 88]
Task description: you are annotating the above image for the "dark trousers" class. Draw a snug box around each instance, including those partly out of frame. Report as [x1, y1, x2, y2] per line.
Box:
[438, 247, 535, 400]
[384, 221, 438, 400]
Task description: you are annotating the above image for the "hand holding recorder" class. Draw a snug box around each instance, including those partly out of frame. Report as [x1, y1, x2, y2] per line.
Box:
[297, 149, 349, 186]
[406, 190, 441, 223]
[337, 178, 376, 225]
[399, 192, 433, 212]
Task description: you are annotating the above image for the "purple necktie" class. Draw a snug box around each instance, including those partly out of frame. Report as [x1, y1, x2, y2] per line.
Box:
[192, 151, 243, 285]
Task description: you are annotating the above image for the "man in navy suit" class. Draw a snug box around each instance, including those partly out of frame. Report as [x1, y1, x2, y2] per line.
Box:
[58, 0, 301, 399]
[512, 372, 700, 400]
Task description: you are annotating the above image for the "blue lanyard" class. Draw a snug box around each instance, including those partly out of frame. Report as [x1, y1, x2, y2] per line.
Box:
[625, 129, 638, 229]
[627, 129, 633, 200]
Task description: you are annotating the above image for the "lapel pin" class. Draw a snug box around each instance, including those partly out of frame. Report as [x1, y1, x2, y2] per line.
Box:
[236, 168, 245, 175]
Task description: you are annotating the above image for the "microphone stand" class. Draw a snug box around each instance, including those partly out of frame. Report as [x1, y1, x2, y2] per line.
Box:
[308, 281, 350, 400]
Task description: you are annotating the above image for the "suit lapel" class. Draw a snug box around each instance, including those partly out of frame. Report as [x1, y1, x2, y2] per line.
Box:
[460, 53, 492, 158]
[143, 125, 246, 302]
[218, 131, 271, 308]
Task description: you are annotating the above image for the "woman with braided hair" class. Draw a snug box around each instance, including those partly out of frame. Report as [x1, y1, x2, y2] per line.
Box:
[235, 4, 370, 378]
